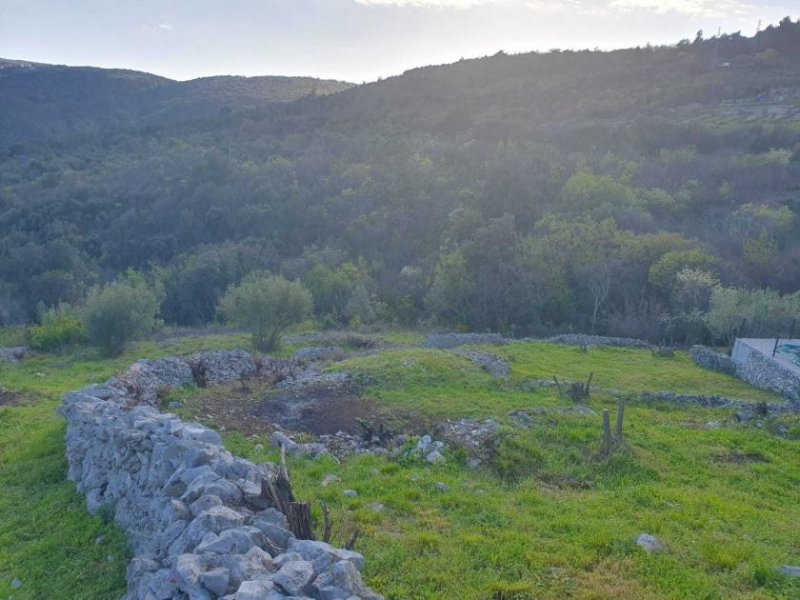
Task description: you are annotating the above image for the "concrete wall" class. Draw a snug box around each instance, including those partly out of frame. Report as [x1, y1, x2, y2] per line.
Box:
[731, 339, 800, 402]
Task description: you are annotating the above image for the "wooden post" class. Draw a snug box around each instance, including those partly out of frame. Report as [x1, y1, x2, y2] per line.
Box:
[615, 399, 625, 440]
[288, 502, 315, 541]
[789, 319, 796, 342]
[602, 409, 612, 452]
[772, 337, 780, 357]
[260, 444, 315, 540]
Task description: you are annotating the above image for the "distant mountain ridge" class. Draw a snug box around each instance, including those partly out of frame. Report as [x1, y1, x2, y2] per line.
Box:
[0, 59, 353, 147]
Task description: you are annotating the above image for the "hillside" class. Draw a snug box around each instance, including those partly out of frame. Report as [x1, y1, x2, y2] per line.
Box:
[0, 19, 799, 341]
[1, 331, 800, 598]
[0, 60, 353, 147]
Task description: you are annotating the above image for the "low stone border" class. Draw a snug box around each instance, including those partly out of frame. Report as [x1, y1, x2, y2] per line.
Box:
[544, 334, 651, 349]
[423, 332, 506, 350]
[689, 345, 736, 375]
[61, 350, 382, 600]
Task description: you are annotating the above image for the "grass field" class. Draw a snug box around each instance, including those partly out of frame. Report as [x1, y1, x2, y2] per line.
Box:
[2, 332, 800, 599]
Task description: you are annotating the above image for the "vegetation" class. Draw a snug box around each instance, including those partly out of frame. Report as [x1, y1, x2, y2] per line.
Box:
[219, 273, 312, 351]
[82, 272, 161, 356]
[1, 17, 800, 600]
[1, 20, 800, 343]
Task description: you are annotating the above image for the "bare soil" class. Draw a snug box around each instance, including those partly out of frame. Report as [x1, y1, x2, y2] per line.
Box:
[179, 379, 429, 439]
[0, 389, 27, 406]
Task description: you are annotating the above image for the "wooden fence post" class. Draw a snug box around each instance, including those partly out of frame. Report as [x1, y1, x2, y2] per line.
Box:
[602, 409, 612, 453]
[615, 399, 625, 440]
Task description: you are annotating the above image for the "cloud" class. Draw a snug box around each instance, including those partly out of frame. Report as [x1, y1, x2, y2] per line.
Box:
[158, 23, 174, 30]
[608, 0, 753, 17]
[356, 0, 754, 16]
[354, 0, 508, 7]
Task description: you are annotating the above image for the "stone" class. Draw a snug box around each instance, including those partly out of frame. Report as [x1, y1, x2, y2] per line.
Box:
[234, 579, 275, 600]
[10, 578, 22, 589]
[321, 474, 342, 487]
[292, 346, 345, 363]
[190, 495, 224, 516]
[189, 350, 257, 386]
[199, 567, 231, 596]
[195, 527, 262, 555]
[417, 435, 432, 453]
[423, 333, 506, 350]
[61, 351, 382, 600]
[272, 560, 315, 595]
[426, 450, 445, 464]
[780, 565, 800, 577]
[435, 482, 450, 492]
[332, 560, 365, 594]
[173, 554, 212, 600]
[689, 345, 736, 375]
[288, 539, 365, 571]
[449, 349, 510, 377]
[636, 533, 665, 554]
[219, 547, 275, 587]
[252, 520, 294, 552]
[0, 346, 27, 364]
[343, 489, 358, 498]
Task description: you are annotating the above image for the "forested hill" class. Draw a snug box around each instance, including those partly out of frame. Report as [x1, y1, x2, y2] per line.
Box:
[0, 59, 353, 147]
[1, 19, 799, 342]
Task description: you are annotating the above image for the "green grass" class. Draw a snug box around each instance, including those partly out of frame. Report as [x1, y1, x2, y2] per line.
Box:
[0, 330, 252, 599]
[496, 342, 782, 401]
[2, 332, 799, 599]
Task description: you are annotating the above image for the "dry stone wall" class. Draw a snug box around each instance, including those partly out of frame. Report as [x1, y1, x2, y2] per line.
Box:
[689, 345, 736, 375]
[61, 350, 382, 600]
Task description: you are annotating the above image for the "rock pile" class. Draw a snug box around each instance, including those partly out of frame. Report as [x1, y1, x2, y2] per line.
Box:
[423, 332, 506, 350]
[450, 349, 510, 378]
[61, 353, 383, 600]
[292, 347, 346, 364]
[0, 345, 27, 364]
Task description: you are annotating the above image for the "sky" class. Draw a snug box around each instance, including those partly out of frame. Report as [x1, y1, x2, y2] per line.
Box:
[0, 0, 797, 83]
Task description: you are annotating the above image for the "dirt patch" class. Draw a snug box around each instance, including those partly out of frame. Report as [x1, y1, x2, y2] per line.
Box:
[257, 386, 429, 437]
[257, 391, 381, 436]
[538, 473, 594, 490]
[176, 377, 429, 440]
[0, 390, 27, 406]
[711, 451, 768, 464]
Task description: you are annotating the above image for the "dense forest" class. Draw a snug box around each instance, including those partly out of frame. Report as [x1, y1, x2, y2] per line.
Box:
[1, 18, 800, 345]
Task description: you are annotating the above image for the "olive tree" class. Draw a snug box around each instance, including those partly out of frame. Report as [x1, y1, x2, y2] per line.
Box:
[219, 274, 312, 351]
[83, 271, 161, 356]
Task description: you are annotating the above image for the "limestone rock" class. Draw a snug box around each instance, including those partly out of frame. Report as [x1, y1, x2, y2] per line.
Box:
[636, 533, 665, 554]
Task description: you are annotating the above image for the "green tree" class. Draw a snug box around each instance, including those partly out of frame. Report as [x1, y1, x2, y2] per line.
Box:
[706, 286, 800, 345]
[83, 271, 161, 357]
[219, 273, 312, 351]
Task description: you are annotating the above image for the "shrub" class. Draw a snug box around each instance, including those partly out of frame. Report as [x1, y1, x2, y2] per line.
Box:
[83, 271, 161, 357]
[219, 273, 312, 351]
[29, 308, 85, 352]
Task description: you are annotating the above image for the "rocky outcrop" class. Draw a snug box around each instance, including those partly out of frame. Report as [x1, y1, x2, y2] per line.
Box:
[689, 345, 736, 375]
[0, 346, 27, 364]
[61, 353, 382, 600]
[423, 333, 506, 350]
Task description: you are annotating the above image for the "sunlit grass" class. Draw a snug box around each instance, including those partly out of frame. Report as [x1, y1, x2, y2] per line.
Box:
[1, 331, 799, 598]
